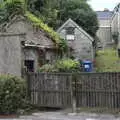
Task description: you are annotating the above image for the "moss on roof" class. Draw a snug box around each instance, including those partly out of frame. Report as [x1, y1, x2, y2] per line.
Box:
[25, 11, 67, 49]
[0, 0, 67, 50]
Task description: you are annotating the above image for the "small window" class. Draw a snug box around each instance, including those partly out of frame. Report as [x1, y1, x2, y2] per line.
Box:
[66, 27, 75, 35]
[66, 27, 75, 41]
[24, 60, 34, 72]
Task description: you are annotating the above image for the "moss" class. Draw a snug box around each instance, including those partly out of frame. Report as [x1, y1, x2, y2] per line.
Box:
[95, 49, 120, 72]
[0, 1, 67, 50]
[25, 11, 67, 50]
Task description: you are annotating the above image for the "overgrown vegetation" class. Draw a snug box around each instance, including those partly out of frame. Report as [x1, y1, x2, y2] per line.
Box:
[38, 59, 80, 72]
[25, 11, 67, 50]
[0, 0, 67, 50]
[112, 32, 119, 48]
[0, 75, 26, 114]
[95, 49, 120, 72]
[28, 0, 98, 37]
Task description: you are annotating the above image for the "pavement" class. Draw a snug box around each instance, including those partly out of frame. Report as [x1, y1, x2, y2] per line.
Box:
[1, 111, 120, 120]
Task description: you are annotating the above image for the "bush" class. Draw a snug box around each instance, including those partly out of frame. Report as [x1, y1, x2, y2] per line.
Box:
[55, 59, 80, 72]
[37, 64, 58, 72]
[0, 75, 26, 114]
[95, 49, 120, 72]
[38, 59, 80, 72]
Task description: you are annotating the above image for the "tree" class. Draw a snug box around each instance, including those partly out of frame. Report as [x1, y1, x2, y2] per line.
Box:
[28, 0, 98, 37]
[0, 0, 25, 23]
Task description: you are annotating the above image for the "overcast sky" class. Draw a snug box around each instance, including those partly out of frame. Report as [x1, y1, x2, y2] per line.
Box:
[88, 0, 120, 11]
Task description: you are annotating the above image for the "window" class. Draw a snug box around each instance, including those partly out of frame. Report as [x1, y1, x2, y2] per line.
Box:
[66, 27, 75, 41]
[24, 60, 34, 72]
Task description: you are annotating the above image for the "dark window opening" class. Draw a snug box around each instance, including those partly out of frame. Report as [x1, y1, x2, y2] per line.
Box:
[24, 60, 34, 72]
[66, 27, 75, 35]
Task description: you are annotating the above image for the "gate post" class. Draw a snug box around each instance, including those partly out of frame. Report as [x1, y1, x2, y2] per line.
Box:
[72, 73, 77, 113]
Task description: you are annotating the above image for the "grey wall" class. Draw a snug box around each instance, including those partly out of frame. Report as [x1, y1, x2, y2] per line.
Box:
[0, 34, 22, 76]
[97, 27, 112, 48]
[97, 19, 112, 48]
[0, 17, 56, 75]
[22, 48, 39, 72]
[58, 27, 94, 61]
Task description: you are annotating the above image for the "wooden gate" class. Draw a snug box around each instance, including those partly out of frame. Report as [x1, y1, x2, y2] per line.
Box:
[28, 73, 73, 108]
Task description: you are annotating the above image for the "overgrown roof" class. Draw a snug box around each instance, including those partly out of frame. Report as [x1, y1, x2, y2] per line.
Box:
[0, 0, 67, 50]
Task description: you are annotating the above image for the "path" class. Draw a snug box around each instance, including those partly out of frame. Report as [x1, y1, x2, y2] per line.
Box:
[1, 111, 120, 120]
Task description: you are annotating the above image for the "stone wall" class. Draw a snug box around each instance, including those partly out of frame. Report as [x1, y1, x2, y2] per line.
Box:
[58, 27, 94, 61]
[97, 27, 112, 48]
[97, 19, 112, 48]
[22, 47, 39, 72]
[0, 33, 23, 76]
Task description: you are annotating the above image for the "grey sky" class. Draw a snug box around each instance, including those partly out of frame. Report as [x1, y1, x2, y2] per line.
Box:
[88, 0, 120, 11]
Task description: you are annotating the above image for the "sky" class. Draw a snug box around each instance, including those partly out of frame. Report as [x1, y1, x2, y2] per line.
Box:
[88, 0, 120, 11]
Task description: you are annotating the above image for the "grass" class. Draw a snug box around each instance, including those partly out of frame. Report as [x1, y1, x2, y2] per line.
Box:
[95, 49, 120, 72]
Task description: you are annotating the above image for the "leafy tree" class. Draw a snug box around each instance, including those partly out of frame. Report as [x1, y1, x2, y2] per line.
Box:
[0, 0, 25, 23]
[28, 0, 98, 37]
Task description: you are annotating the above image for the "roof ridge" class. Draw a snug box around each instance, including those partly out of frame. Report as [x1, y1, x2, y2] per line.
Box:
[57, 18, 94, 42]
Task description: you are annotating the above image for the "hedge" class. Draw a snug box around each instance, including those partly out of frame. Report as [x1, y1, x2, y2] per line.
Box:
[0, 75, 26, 114]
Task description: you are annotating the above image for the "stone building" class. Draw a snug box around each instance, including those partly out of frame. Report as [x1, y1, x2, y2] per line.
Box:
[96, 3, 120, 49]
[0, 13, 61, 76]
[96, 10, 113, 49]
[57, 19, 94, 61]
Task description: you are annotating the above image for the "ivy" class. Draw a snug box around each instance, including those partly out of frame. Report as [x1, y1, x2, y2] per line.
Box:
[25, 11, 67, 50]
[0, 0, 67, 50]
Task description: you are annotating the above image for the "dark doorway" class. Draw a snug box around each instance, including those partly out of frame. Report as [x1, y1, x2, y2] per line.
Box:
[25, 60, 34, 72]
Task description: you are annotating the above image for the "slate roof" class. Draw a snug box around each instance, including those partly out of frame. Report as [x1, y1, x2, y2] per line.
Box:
[96, 11, 113, 20]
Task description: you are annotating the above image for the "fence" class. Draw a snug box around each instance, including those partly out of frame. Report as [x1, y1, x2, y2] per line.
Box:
[27, 72, 120, 109]
[27, 73, 73, 108]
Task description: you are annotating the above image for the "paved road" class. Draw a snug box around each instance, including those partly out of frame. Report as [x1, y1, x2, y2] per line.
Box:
[1, 111, 120, 120]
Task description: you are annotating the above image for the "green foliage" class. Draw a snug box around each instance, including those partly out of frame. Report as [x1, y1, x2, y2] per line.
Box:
[0, 0, 25, 15]
[55, 59, 80, 72]
[38, 64, 58, 72]
[95, 49, 120, 72]
[28, 0, 98, 37]
[38, 59, 80, 72]
[112, 32, 119, 47]
[25, 11, 67, 50]
[0, 75, 26, 114]
[0, 0, 67, 50]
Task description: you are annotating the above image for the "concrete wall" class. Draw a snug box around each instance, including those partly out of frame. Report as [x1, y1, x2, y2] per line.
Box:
[58, 27, 94, 61]
[97, 19, 112, 48]
[0, 34, 22, 76]
[22, 48, 39, 72]
[1, 17, 56, 75]
[97, 27, 112, 48]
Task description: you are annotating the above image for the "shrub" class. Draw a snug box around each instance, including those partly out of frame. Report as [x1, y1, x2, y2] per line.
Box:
[38, 59, 80, 72]
[95, 49, 120, 72]
[38, 64, 58, 72]
[55, 59, 80, 72]
[0, 75, 26, 114]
